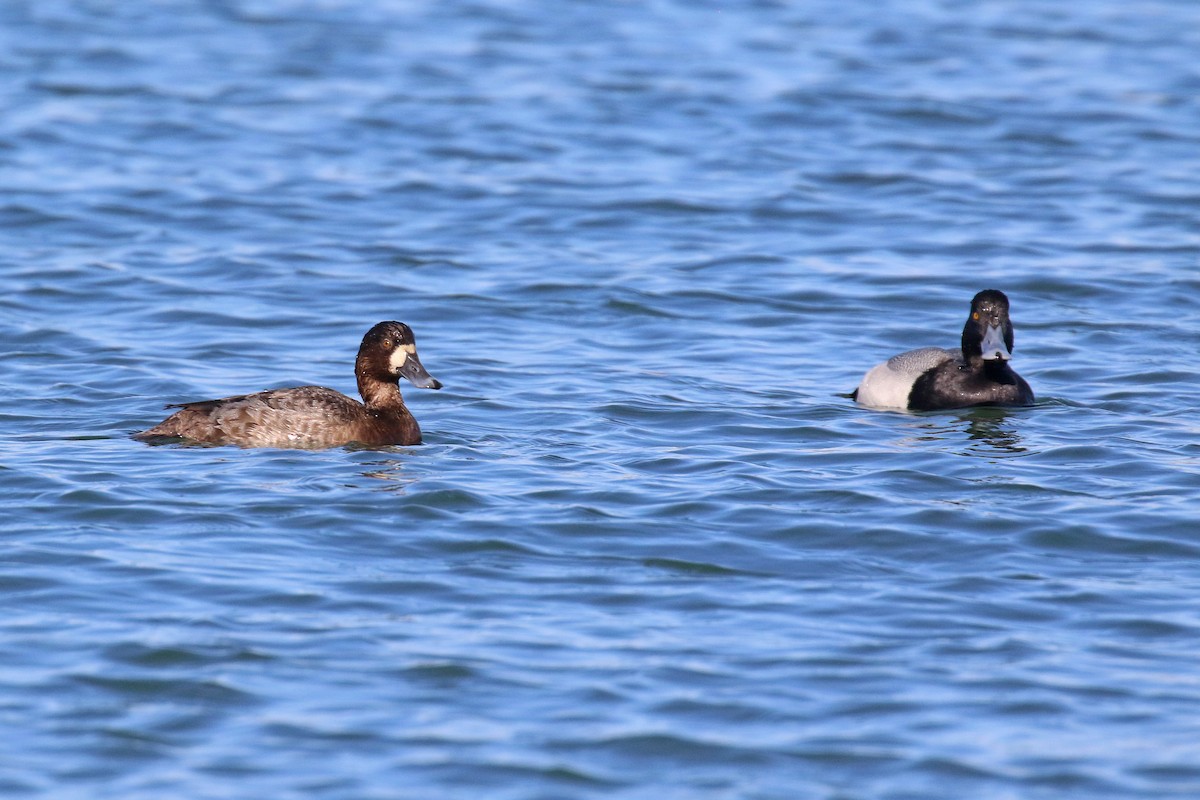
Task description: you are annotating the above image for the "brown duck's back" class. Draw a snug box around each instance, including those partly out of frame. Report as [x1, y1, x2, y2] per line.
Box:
[138, 386, 422, 448]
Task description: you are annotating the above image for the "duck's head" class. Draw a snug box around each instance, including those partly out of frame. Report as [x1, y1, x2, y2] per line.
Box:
[358, 321, 443, 389]
[962, 289, 1016, 363]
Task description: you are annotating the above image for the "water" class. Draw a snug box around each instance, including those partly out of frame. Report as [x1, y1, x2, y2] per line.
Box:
[2, 1, 1200, 797]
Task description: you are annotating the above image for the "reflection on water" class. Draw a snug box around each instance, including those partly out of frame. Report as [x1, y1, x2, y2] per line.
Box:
[896, 407, 1027, 456]
[355, 457, 415, 491]
[962, 409, 1028, 456]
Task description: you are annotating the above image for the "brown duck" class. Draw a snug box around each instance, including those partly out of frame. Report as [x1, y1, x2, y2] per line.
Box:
[136, 321, 442, 448]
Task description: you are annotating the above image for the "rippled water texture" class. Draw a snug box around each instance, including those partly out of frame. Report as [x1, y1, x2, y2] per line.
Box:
[3, 1, 1200, 798]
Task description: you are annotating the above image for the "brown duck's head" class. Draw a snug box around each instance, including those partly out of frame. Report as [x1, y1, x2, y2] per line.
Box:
[357, 321, 443, 389]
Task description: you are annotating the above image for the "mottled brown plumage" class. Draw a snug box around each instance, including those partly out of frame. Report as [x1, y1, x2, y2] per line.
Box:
[136, 321, 442, 448]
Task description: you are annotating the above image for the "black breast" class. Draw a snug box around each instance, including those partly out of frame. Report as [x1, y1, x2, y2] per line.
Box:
[908, 360, 1034, 411]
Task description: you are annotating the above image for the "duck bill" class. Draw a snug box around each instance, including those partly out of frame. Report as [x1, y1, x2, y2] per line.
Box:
[980, 324, 1011, 361]
[399, 354, 443, 389]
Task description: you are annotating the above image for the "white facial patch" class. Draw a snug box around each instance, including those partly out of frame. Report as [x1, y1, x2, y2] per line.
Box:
[980, 324, 1011, 361]
[388, 343, 416, 371]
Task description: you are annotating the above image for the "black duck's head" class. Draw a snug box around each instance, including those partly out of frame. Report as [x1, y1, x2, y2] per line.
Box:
[962, 289, 1016, 363]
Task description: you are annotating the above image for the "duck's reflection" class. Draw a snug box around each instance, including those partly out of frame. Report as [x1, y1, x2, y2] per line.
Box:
[962, 409, 1026, 455]
[900, 407, 1027, 456]
[354, 457, 416, 491]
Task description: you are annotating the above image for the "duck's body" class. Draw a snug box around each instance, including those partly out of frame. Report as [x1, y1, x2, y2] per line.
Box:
[136, 321, 441, 448]
[853, 290, 1034, 411]
[140, 384, 424, 448]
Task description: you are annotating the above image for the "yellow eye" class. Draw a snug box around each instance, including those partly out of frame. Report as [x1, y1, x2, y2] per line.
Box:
[972, 312, 979, 320]
[382, 339, 392, 348]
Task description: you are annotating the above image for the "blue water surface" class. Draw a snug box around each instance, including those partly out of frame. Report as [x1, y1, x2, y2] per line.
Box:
[2, 1, 1200, 798]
